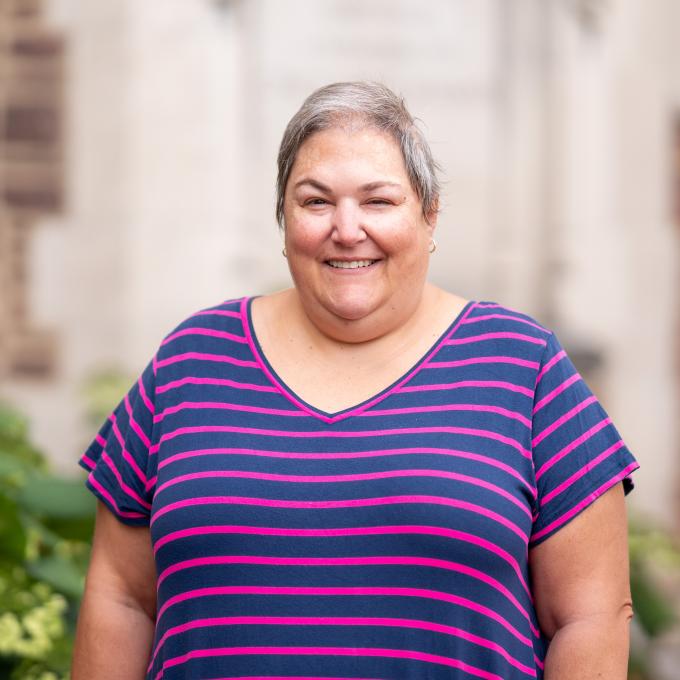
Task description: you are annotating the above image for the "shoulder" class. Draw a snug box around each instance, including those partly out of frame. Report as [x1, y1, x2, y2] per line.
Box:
[164, 297, 245, 335]
[154, 297, 250, 364]
[462, 301, 554, 350]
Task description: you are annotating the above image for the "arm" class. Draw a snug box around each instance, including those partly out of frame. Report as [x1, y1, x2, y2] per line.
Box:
[530, 482, 633, 679]
[72, 502, 157, 679]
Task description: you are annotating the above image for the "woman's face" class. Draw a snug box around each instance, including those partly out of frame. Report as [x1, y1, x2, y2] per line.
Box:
[283, 125, 436, 334]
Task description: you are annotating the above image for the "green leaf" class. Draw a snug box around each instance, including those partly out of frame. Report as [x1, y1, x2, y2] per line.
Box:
[43, 515, 95, 543]
[0, 404, 46, 471]
[630, 563, 676, 637]
[81, 369, 132, 428]
[0, 452, 32, 478]
[0, 492, 26, 561]
[0, 405, 29, 441]
[18, 477, 95, 520]
[26, 556, 85, 600]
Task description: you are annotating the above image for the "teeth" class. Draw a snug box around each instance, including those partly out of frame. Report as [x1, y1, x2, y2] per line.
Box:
[327, 260, 376, 269]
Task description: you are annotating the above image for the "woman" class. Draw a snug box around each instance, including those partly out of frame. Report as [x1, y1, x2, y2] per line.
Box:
[73, 82, 638, 679]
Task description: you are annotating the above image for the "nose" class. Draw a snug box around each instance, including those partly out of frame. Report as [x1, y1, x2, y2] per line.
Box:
[331, 199, 367, 246]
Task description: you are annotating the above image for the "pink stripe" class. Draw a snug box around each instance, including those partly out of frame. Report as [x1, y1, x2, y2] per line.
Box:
[531, 463, 639, 543]
[462, 314, 548, 333]
[150, 425, 531, 458]
[540, 441, 625, 506]
[535, 350, 566, 386]
[110, 418, 148, 484]
[162, 327, 247, 346]
[446, 332, 546, 347]
[192, 308, 241, 319]
[155, 646, 506, 680]
[155, 352, 258, 370]
[531, 396, 598, 447]
[155, 586, 533, 647]
[110, 416, 124, 447]
[332, 301, 477, 420]
[101, 451, 151, 510]
[157, 446, 534, 493]
[400, 380, 534, 398]
[535, 418, 611, 481]
[425, 356, 540, 370]
[361, 403, 532, 427]
[154, 400, 305, 423]
[145, 475, 157, 492]
[240, 298, 320, 417]
[155, 556, 534, 627]
[240, 298, 477, 424]
[137, 375, 155, 415]
[81, 454, 95, 470]
[87, 473, 146, 520]
[150, 495, 528, 540]
[156, 375, 277, 395]
[155, 468, 531, 517]
[148, 616, 535, 677]
[95, 433, 107, 447]
[124, 394, 151, 449]
[152, 524, 530, 594]
[532, 373, 580, 415]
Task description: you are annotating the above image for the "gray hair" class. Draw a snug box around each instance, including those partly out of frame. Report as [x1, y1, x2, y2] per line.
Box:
[276, 81, 441, 229]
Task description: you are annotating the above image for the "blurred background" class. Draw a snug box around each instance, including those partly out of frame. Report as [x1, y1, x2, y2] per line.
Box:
[0, 0, 679, 678]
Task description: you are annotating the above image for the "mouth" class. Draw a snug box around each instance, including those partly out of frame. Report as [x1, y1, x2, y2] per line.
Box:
[325, 259, 380, 270]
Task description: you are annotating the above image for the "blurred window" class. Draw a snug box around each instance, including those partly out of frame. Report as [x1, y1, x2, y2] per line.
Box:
[0, 0, 63, 379]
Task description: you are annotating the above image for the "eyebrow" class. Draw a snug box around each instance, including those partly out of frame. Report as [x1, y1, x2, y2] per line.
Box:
[293, 178, 403, 193]
[360, 181, 403, 192]
[293, 178, 332, 193]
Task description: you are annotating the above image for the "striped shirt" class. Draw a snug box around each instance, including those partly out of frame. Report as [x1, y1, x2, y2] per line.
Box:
[80, 297, 638, 680]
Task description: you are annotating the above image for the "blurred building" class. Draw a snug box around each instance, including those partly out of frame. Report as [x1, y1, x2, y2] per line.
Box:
[0, 0, 64, 377]
[0, 0, 678, 534]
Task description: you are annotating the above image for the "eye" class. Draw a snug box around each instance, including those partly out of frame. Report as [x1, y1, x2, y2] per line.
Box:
[366, 198, 393, 206]
[303, 198, 329, 207]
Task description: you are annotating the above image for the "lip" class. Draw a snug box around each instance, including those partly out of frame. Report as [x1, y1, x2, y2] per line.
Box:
[323, 258, 383, 272]
[323, 256, 383, 262]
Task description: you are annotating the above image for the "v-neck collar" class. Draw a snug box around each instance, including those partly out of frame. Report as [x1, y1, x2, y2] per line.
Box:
[240, 296, 477, 424]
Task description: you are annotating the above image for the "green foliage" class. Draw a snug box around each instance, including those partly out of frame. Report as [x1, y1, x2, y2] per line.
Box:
[0, 402, 95, 680]
[628, 520, 680, 679]
[629, 522, 680, 636]
[81, 369, 131, 430]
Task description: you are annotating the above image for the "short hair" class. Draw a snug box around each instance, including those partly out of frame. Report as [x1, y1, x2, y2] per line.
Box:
[276, 81, 441, 229]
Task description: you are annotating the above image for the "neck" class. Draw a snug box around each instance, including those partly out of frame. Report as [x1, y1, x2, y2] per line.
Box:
[285, 283, 442, 351]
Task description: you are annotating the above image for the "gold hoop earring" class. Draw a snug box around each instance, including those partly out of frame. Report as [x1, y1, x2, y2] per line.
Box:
[428, 238, 437, 254]
[282, 247, 287, 258]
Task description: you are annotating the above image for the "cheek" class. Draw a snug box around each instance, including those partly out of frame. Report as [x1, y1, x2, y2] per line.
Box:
[378, 220, 430, 257]
[285, 220, 328, 258]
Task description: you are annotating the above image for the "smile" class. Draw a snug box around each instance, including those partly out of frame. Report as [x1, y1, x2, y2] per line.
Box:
[326, 259, 379, 269]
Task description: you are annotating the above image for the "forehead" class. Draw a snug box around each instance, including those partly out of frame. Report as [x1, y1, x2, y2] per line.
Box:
[290, 125, 409, 183]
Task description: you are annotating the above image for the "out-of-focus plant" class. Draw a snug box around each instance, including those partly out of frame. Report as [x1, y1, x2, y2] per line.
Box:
[628, 519, 680, 680]
[81, 368, 132, 429]
[0, 403, 95, 680]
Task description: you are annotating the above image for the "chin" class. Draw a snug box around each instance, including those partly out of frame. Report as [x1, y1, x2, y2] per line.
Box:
[324, 295, 382, 323]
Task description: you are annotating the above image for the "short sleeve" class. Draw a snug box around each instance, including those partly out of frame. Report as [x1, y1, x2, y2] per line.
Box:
[79, 359, 157, 526]
[530, 333, 638, 546]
